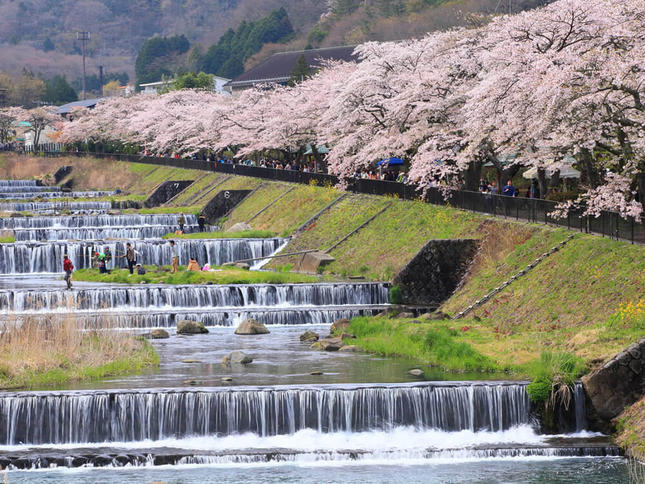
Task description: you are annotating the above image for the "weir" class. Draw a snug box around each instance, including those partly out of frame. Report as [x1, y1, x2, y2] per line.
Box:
[0, 238, 287, 273]
[0, 282, 390, 312]
[2, 214, 207, 241]
[1, 306, 387, 328]
[0, 441, 621, 470]
[0, 214, 200, 229]
[0, 201, 112, 213]
[0, 382, 537, 445]
[0, 190, 116, 199]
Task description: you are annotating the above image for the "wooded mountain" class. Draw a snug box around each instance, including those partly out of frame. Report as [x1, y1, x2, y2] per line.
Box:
[0, 0, 550, 82]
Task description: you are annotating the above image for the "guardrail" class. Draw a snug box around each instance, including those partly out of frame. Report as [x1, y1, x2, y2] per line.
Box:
[12, 150, 644, 244]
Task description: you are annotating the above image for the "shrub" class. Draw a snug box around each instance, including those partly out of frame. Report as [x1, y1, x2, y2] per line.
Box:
[389, 284, 403, 304]
[526, 351, 586, 406]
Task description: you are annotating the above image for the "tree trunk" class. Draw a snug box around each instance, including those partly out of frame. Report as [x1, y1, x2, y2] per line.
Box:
[463, 159, 483, 191]
[550, 170, 561, 189]
[579, 148, 600, 188]
[537, 168, 547, 199]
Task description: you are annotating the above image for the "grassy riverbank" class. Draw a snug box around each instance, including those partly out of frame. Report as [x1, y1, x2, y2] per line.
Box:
[615, 397, 645, 461]
[72, 266, 327, 285]
[0, 316, 159, 389]
[336, 228, 644, 381]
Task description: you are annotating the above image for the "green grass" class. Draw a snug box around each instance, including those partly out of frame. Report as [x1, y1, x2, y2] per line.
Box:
[441, 229, 645, 367]
[169, 173, 223, 206]
[0, 235, 15, 243]
[324, 198, 482, 280]
[345, 316, 500, 373]
[229, 183, 340, 236]
[224, 183, 292, 226]
[73, 267, 328, 285]
[162, 230, 276, 239]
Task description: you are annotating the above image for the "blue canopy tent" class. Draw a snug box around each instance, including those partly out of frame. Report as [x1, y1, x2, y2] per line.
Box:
[376, 157, 404, 166]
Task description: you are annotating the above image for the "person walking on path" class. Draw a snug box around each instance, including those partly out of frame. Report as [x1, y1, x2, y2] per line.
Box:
[178, 214, 186, 233]
[169, 240, 179, 273]
[118, 242, 137, 275]
[502, 180, 517, 197]
[63, 254, 74, 290]
[198, 213, 206, 232]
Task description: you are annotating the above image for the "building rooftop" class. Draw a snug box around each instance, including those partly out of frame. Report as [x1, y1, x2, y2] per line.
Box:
[56, 98, 101, 115]
[227, 45, 358, 89]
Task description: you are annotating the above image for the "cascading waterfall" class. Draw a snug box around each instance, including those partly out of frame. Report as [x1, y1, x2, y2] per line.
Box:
[0, 180, 39, 186]
[13, 226, 200, 241]
[0, 283, 390, 312]
[0, 238, 286, 273]
[1, 307, 387, 329]
[0, 383, 536, 445]
[0, 201, 112, 212]
[0, 190, 116, 199]
[0, 214, 200, 229]
[3, 214, 207, 241]
[0, 185, 61, 193]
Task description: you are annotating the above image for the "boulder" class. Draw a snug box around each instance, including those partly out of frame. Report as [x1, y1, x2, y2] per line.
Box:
[311, 337, 344, 352]
[300, 330, 320, 343]
[149, 328, 170, 339]
[227, 222, 253, 232]
[396, 312, 415, 319]
[330, 318, 351, 333]
[583, 337, 645, 430]
[340, 332, 356, 340]
[235, 262, 251, 270]
[420, 311, 450, 321]
[177, 320, 209, 335]
[235, 318, 270, 335]
[310, 371, 324, 375]
[408, 368, 425, 377]
[339, 345, 358, 352]
[294, 251, 335, 273]
[222, 351, 253, 365]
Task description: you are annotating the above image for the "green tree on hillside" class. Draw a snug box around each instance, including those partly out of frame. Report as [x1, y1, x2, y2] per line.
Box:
[135, 35, 190, 85]
[199, 8, 294, 79]
[158, 71, 214, 93]
[288, 54, 312, 86]
[43, 75, 77, 105]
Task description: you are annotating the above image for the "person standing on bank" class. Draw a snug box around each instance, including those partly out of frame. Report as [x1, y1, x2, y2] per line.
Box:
[119, 242, 137, 275]
[63, 254, 74, 290]
[198, 213, 206, 232]
[169, 240, 179, 273]
[178, 214, 186, 233]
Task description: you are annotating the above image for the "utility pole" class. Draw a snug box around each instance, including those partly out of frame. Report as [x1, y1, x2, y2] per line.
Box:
[76, 31, 90, 100]
[99, 65, 104, 97]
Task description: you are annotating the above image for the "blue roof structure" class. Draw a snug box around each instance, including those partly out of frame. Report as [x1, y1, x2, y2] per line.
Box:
[56, 98, 101, 115]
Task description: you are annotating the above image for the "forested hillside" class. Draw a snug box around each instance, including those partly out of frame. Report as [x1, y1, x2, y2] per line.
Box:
[0, 0, 551, 89]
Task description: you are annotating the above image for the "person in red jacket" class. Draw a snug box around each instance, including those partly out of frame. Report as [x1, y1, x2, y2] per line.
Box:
[63, 255, 74, 290]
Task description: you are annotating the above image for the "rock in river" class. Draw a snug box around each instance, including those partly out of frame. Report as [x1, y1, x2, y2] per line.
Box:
[222, 351, 253, 365]
[300, 330, 320, 342]
[177, 320, 209, 335]
[235, 318, 270, 335]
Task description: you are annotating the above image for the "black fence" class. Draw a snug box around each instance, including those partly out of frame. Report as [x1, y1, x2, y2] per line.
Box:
[18, 150, 645, 244]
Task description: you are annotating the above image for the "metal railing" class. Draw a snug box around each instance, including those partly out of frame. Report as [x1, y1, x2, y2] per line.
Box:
[14, 150, 645, 244]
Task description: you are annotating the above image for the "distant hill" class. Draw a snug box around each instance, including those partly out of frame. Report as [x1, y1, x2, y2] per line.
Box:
[0, 0, 551, 83]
